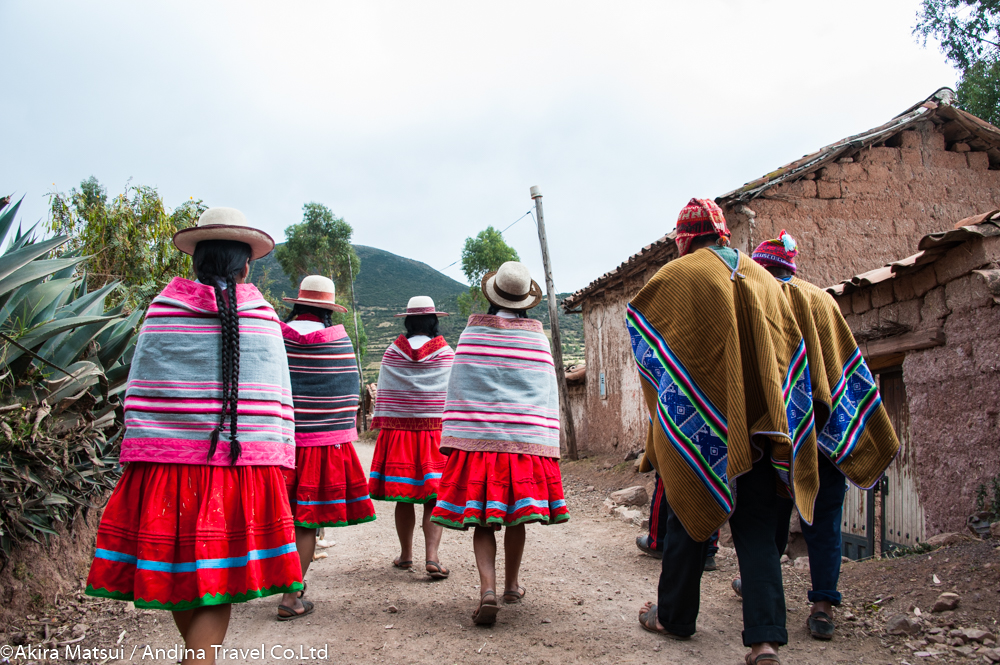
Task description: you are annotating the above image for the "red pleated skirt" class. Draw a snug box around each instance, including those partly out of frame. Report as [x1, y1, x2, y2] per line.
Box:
[86, 462, 303, 611]
[430, 450, 570, 530]
[282, 443, 376, 528]
[368, 428, 448, 504]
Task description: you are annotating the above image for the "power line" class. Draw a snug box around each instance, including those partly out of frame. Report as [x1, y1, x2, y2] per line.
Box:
[436, 209, 533, 273]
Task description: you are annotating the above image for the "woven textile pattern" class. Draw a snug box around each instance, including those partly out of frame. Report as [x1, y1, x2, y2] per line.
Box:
[280, 323, 360, 446]
[441, 315, 561, 458]
[120, 278, 295, 469]
[371, 335, 455, 431]
[628, 247, 819, 540]
[786, 277, 900, 488]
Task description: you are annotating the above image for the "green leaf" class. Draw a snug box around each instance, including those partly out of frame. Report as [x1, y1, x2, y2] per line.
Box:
[0, 197, 23, 248]
[2, 314, 120, 369]
[0, 256, 88, 300]
[41, 493, 69, 506]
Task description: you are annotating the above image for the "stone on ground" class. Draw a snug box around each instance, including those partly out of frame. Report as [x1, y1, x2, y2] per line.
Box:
[885, 613, 921, 636]
[609, 486, 648, 507]
[932, 592, 961, 613]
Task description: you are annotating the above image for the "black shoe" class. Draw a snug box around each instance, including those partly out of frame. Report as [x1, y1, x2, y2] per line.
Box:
[808, 611, 835, 640]
[732, 578, 742, 597]
[703, 556, 717, 571]
[636, 535, 663, 559]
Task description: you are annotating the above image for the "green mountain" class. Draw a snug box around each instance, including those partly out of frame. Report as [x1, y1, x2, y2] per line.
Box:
[249, 244, 584, 382]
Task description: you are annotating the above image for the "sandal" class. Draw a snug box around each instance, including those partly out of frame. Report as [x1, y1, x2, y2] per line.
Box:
[393, 557, 413, 569]
[807, 611, 835, 640]
[638, 603, 689, 640]
[744, 653, 780, 664]
[277, 599, 315, 622]
[472, 590, 500, 625]
[502, 586, 526, 604]
[425, 560, 450, 580]
[297, 580, 307, 598]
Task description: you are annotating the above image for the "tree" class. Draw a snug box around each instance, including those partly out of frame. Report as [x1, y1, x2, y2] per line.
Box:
[916, 1, 1000, 122]
[47, 177, 204, 312]
[275, 202, 367, 360]
[457, 226, 520, 316]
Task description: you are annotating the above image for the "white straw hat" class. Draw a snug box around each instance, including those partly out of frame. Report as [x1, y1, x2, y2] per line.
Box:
[172, 207, 275, 260]
[282, 275, 348, 312]
[393, 295, 450, 317]
[481, 261, 543, 311]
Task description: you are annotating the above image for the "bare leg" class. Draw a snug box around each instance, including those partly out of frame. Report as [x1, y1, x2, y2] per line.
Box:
[503, 524, 526, 596]
[472, 526, 497, 595]
[422, 500, 444, 564]
[277, 526, 315, 612]
[172, 609, 194, 639]
[176, 604, 231, 664]
[395, 502, 416, 564]
[750, 642, 780, 660]
[811, 600, 834, 617]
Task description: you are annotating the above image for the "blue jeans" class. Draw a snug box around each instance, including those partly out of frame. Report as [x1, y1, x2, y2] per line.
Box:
[778, 453, 848, 605]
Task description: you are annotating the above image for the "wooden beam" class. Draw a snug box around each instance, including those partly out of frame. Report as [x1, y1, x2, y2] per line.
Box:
[860, 329, 945, 358]
[866, 353, 906, 374]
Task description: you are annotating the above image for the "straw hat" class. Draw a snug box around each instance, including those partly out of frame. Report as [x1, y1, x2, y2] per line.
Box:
[393, 295, 450, 318]
[481, 261, 543, 311]
[172, 207, 275, 260]
[282, 275, 348, 312]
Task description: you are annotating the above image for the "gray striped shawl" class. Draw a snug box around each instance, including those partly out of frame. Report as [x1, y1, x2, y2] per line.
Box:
[441, 315, 560, 458]
[371, 335, 454, 431]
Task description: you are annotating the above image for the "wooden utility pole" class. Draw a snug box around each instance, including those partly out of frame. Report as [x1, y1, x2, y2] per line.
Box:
[530, 186, 578, 461]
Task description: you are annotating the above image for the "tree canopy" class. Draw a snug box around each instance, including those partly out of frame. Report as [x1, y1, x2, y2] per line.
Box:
[47, 177, 204, 312]
[457, 226, 520, 316]
[274, 202, 367, 360]
[916, 0, 1000, 123]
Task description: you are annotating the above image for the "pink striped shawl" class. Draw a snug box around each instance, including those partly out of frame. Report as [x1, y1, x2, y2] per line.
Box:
[371, 335, 454, 431]
[441, 315, 561, 458]
[120, 277, 296, 468]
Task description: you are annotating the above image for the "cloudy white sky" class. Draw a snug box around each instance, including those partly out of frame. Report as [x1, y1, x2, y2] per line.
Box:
[2, 1, 956, 293]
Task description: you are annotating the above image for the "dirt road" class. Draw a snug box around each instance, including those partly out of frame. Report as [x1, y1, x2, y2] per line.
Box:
[107, 442, 927, 665]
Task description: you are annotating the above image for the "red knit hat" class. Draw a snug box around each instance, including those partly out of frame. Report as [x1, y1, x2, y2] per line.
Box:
[675, 198, 731, 257]
[752, 230, 799, 273]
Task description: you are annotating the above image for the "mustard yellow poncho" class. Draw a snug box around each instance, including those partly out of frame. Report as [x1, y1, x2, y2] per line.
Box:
[628, 248, 820, 541]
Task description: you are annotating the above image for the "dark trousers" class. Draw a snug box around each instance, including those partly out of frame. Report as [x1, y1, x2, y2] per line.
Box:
[775, 454, 847, 605]
[649, 474, 719, 556]
[657, 445, 787, 646]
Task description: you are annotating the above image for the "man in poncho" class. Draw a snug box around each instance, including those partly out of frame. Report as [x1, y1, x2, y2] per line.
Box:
[747, 232, 900, 641]
[632, 198, 819, 665]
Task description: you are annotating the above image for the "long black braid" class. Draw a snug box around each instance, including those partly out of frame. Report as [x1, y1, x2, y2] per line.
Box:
[193, 239, 253, 465]
[285, 303, 333, 328]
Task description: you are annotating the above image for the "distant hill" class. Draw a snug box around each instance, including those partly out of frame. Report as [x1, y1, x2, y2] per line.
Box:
[249, 244, 584, 382]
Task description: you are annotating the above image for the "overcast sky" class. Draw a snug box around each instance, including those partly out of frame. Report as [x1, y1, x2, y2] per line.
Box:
[1, 1, 957, 294]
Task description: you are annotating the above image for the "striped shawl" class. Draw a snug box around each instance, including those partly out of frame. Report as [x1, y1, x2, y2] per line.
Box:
[441, 315, 560, 458]
[783, 277, 899, 488]
[121, 278, 295, 468]
[371, 335, 455, 431]
[281, 323, 360, 446]
[628, 248, 820, 541]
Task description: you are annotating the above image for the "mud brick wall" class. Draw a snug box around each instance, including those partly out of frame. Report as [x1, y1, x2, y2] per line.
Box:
[834, 235, 1000, 535]
[727, 122, 1000, 287]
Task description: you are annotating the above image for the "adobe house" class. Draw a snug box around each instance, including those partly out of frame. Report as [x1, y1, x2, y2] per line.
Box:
[827, 213, 1000, 545]
[563, 88, 1000, 463]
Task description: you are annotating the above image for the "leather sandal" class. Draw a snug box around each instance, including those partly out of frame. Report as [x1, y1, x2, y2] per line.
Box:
[392, 557, 412, 569]
[638, 603, 690, 640]
[502, 585, 526, 604]
[425, 560, 450, 580]
[277, 599, 315, 621]
[744, 653, 780, 664]
[472, 590, 500, 625]
[807, 611, 835, 640]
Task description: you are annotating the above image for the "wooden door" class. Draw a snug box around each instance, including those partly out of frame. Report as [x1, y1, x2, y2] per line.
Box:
[879, 370, 925, 551]
[841, 484, 874, 560]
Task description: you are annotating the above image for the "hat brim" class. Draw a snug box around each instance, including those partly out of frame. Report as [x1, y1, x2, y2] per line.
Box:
[393, 311, 450, 317]
[282, 297, 349, 313]
[173, 225, 276, 261]
[481, 271, 543, 311]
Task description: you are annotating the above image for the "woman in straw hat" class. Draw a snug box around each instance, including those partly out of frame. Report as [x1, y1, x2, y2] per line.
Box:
[369, 296, 455, 579]
[430, 261, 569, 625]
[275, 276, 375, 620]
[85, 208, 301, 662]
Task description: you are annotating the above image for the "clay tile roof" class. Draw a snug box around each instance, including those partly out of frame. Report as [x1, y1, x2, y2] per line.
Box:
[563, 88, 1000, 311]
[824, 213, 1000, 296]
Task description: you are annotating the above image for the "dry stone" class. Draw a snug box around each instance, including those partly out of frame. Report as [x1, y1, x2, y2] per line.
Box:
[963, 628, 995, 643]
[991, 522, 1000, 539]
[610, 486, 649, 507]
[925, 532, 969, 548]
[932, 592, 961, 613]
[886, 614, 922, 636]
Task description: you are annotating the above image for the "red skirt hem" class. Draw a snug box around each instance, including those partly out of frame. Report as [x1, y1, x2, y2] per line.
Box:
[369, 428, 448, 504]
[283, 443, 376, 528]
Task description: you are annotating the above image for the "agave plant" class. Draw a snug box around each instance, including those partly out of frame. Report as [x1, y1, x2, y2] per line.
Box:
[0, 196, 139, 558]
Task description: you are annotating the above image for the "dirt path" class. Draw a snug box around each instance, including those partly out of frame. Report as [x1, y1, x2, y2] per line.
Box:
[110, 443, 918, 665]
